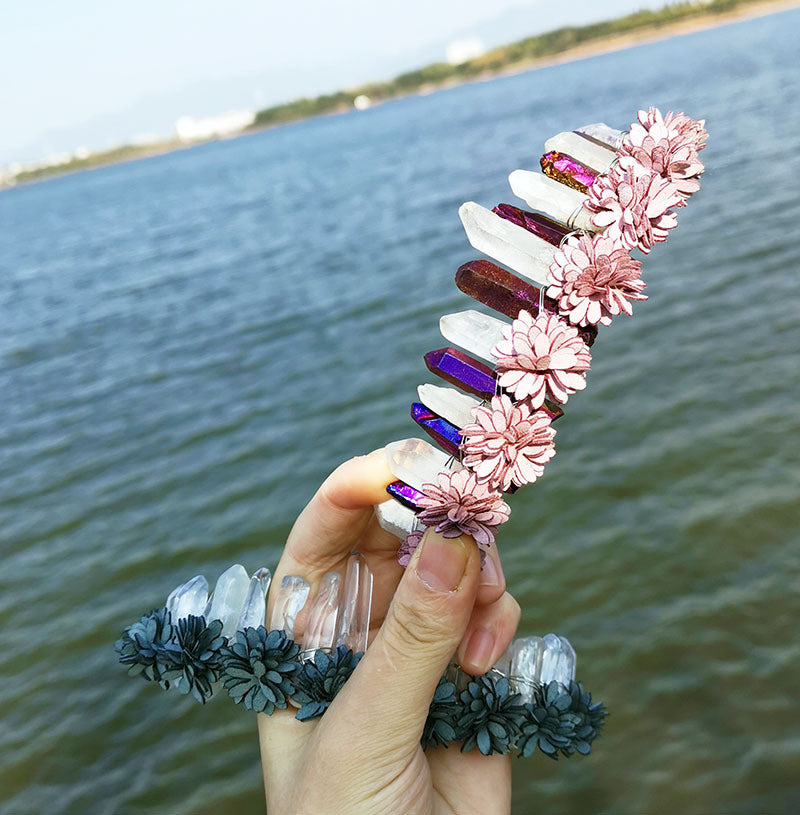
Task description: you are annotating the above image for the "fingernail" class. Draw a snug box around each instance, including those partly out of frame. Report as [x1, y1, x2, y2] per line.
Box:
[415, 531, 468, 593]
[479, 554, 500, 587]
[464, 627, 496, 672]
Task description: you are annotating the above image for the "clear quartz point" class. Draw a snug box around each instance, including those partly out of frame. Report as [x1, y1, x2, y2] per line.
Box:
[269, 575, 310, 639]
[301, 572, 342, 657]
[335, 553, 373, 654]
[508, 170, 595, 232]
[439, 310, 508, 364]
[207, 564, 251, 639]
[458, 201, 556, 287]
[539, 633, 576, 687]
[544, 131, 615, 172]
[384, 437, 461, 493]
[417, 384, 481, 429]
[575, 122, 625, 150]
[165, 575, 209, 622]
[237, 567, 272, 632]
[509, 635, 545, 703]
[374, 498, 419, 539]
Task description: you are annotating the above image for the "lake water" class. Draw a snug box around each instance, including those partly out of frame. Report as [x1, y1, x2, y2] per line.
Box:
[1, 9, 799, 814]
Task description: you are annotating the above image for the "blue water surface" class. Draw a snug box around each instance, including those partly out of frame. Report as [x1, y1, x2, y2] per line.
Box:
[1, 9, 799, 814]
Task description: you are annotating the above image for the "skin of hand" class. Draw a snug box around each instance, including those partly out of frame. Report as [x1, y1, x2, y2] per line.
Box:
[258, 449, 521, 815]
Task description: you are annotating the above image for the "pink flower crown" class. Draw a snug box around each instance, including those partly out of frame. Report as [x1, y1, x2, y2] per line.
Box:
[380, 108, 708, 560]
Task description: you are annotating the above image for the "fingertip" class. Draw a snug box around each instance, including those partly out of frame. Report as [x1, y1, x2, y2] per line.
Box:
[320, 449, 395, 510]
[475, 545, 506, 606]
[457, 591, 520, 676]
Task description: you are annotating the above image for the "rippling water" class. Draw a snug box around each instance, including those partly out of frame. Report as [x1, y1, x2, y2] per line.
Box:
[2, 10, 799, 814]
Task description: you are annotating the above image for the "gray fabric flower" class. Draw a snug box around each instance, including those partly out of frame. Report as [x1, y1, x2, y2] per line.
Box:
[219, 627, 300, 714]
[454, 674, 526, 755]
[293, 646, 362, 721]
[115, 607, 177, 687]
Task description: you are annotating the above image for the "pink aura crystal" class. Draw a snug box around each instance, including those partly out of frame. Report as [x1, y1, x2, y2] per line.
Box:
[492, 204, 571, 247]
[540, 151, 598, 193]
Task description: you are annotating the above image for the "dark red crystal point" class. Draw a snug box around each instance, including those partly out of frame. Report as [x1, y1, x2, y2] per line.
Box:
[455, 260, 597, 347]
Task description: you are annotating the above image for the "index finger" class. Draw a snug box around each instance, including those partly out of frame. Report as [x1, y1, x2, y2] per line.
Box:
[267, 449, 395, 620]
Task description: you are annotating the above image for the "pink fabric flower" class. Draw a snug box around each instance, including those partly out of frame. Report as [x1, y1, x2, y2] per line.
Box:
[418, 469, 510, 548]
[660, 109, 708, 152]
[397, 530, 423, 567]
[620, 107, 704, 201]
[584, 162, 682, 254]
[546, 233, 647, 327]
[491, 310, 591, 407]
[461, 394, 556, 491]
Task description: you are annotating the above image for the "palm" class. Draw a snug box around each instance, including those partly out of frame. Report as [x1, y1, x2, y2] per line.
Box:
[259, 452, 515, 814]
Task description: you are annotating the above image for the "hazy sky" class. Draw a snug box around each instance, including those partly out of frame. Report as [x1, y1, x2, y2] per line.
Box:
[1, 0, 664, 163]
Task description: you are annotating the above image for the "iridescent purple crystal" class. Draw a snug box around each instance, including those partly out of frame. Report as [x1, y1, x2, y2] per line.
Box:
[411, 402, 462, 457]
[492, 204, 571, 247]
[540, 151, 598, 193]
[455, 260, 596, 347]
[424, 347, 497, 400]
[386, 480, 425, 510]
[424, 346, 565, 422]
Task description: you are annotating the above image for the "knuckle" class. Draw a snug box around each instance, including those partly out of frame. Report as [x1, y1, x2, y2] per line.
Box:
[387, 597, 453, 653]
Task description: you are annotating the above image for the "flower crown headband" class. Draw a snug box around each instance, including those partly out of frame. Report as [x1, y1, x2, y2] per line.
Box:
[117, 107, 707, 761]
[377, 107, 708, 560]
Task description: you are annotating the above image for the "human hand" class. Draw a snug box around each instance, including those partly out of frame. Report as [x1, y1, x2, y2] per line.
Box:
[258, 448, 521, 814]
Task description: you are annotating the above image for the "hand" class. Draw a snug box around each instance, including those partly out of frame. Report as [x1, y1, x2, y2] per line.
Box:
[258, 449, 521, 814]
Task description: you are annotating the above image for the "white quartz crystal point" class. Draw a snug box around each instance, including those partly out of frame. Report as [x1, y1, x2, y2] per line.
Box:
[417, 384, 481, 429]
[384, 437, 461, 493]
[544, 131, 615, 172]
[374, 498, 418, 540]
[207, 564, 251, 638]
[508, 170, 596, 232]
[458, 201, 556, 287]
[269, 575, 310, 639]
[165, 575, 209, 621]
[237, 567, 272, 631]
[335, 552, 373, 654]
[301, 572, 342, 656]
[575, 122, 625, 150]
[539, 633, 576, 687]
[509, 636, 545, 703]
[439, 310, 508, 364]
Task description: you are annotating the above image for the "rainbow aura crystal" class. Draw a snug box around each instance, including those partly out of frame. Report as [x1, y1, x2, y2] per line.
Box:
[411, 402, 462, 456]
[492, 204, 571, 246]
[540, 151, 598, 193]
[455, 260, 596, 347]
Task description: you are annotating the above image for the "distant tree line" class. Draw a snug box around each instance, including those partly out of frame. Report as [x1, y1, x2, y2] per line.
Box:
[251, 0, 760, 129]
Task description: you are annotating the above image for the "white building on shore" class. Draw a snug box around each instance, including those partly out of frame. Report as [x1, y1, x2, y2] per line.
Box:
[173, 110, 256, 142]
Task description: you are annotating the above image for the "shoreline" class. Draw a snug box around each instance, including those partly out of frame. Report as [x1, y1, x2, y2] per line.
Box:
[4, 0, 798, 191]
[396, 0, 800, 98]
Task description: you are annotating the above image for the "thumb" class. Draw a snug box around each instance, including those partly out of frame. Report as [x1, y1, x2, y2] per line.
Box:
[326, 527, 481, 752]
